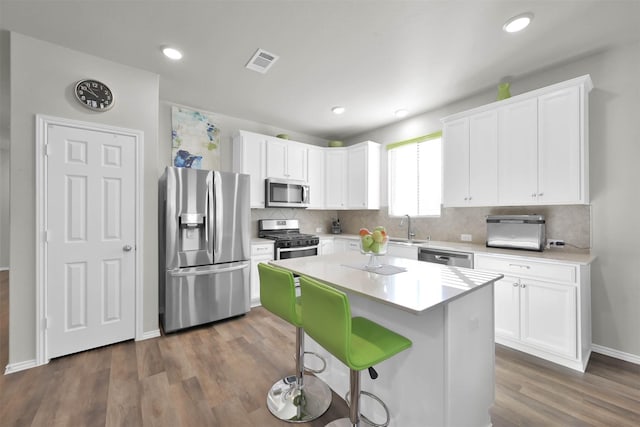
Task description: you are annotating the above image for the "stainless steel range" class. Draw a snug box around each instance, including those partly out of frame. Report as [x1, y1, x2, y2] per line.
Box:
[258, 219, 319, 260]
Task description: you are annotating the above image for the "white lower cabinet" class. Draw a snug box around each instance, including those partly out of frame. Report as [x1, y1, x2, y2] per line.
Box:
[333, 237, 360, 253]
[318, 237, 335, 255]
[475, 253, 591, 371]
[386, 243, 418, 259]
[250, 242, 274, 307]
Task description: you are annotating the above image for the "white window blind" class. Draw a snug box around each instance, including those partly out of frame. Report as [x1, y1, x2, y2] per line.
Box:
[387, 134, 442, 217]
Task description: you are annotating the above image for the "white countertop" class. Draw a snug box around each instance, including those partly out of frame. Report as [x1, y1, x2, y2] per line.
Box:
[270, 252, 503, 314]
[322, 234, 595, 265]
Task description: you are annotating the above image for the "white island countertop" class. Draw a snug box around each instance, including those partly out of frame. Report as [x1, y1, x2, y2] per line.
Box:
[271, 252, 503, 314]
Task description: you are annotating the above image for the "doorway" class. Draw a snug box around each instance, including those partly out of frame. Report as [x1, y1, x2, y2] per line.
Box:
[36, 115, 144, 364]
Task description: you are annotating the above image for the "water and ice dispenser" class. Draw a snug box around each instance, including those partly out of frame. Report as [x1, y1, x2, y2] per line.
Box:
[179, 213, 206, 252]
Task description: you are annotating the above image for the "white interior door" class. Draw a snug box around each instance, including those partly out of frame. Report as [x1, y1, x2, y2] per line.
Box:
[46, 124, 136, 359]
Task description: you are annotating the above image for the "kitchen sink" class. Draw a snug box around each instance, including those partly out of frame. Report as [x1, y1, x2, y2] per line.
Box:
[388, 238, 430, 244]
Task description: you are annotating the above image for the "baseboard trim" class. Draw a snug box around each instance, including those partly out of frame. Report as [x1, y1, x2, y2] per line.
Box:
[138, 329, 161, 341]
[592, 344, 640, 365]
[0, 267, 9, 271]
[4, 359, 39, 375]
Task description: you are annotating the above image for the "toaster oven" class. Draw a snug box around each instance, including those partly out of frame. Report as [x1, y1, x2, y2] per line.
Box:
[486, 215, 546, 251]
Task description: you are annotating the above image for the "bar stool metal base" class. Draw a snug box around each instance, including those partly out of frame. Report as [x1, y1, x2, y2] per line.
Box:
[325, 418, 354, 427]
[267, 374, 332, 423]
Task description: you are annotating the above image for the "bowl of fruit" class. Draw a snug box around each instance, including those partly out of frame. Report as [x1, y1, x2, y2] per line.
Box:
[359, 226, 389, 268]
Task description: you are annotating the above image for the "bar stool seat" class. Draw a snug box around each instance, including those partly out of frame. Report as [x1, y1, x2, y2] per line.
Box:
[258, 263, 332, 422]
[300, 275, 412, 427]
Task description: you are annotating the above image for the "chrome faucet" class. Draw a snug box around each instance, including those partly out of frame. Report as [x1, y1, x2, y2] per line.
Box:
[400, 214, 416, 242]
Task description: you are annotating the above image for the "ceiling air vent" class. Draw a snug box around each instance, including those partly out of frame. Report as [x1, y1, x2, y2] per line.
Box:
[245, 48, 279, 74]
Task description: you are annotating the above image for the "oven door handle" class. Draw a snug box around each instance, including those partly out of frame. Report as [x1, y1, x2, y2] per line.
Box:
[278, 245, 319, 253]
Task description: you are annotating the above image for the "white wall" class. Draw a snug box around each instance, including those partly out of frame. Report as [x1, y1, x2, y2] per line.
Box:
[8, 32, 160, 365]
[157, 101, 327, 176]
[348, 41, 640, 358]
[0, 30, 9, 270]
[0, 148, 8, 269]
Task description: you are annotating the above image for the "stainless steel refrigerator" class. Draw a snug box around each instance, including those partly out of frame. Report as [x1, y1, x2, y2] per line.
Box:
[159, 167, 251, 333]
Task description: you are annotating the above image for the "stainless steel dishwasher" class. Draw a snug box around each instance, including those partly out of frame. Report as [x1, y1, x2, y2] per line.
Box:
[418, 248, 474, 268]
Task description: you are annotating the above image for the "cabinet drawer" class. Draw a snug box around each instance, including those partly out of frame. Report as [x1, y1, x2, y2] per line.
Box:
[475, 254, 576, 284]
[251, 243, 274, 257]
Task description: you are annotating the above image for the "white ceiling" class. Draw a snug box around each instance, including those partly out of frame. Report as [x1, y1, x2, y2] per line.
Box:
[1, 0, 639, 140]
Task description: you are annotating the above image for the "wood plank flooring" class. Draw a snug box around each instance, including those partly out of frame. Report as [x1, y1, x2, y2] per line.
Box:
[1, 270, 639, 426]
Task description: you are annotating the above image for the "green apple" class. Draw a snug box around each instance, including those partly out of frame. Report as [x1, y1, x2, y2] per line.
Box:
[361, 234, 374, 250]
[374, 226, 385, 232]
[370, 241, 380, 253]
[372, 230, 384, 243]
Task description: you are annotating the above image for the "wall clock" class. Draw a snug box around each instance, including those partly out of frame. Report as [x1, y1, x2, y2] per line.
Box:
[74, 79, 114, 111]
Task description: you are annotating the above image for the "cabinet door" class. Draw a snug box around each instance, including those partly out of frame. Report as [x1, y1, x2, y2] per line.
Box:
[325, 149, 347, 209]
[250, 255, 273, 307]
[319, 239, 334, 255]
[387, 243, 417, 259]
[266, 138, 288, 179]
[287, 143, 308, 181]
[442, 118, 470, 207]
[538, 86, 582, 203]
[233, 132, 266, 208]
[307, 146, 325, 208]
[347, 144, 368, 209]
[498, 98, 538, 205]
[469, 110, 498, 206]
[494, 275, 521, 340]
[520, 279, 577, 358]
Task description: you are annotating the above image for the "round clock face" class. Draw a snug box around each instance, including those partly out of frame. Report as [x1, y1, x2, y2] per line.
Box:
[74, 79, 114, 111]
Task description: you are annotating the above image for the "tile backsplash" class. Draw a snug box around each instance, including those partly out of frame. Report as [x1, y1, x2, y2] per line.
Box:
[251, 205, 591, 251]
[251, 208, 337, 236]
[338, 205, 591, 251]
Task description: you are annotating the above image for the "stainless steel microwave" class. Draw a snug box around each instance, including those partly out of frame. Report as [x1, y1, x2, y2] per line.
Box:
[265, 178, 310, 208]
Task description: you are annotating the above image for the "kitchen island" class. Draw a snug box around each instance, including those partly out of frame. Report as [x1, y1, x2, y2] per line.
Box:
[270, 252, 503, 427]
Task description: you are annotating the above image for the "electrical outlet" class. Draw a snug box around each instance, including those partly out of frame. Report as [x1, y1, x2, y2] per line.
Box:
[460, 234, 472, 242]
[547, 239, 565, 248]
[315, 227, 323, 233]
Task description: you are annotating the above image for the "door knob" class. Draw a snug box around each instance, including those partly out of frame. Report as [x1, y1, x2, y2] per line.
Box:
[123, 245, 133, 252]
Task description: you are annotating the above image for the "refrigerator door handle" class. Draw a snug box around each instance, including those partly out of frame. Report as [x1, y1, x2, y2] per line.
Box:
[169, 263, 249, 277]
[206, 172, 214, 260]
[213, 171, 223, 258]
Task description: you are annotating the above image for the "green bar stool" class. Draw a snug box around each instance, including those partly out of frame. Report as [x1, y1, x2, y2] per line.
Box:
[258, 263, 332, 422]
[299, 275, 412, 427]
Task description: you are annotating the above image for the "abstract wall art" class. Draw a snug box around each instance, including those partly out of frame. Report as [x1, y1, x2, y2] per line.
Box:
[171, 106, 221, 169]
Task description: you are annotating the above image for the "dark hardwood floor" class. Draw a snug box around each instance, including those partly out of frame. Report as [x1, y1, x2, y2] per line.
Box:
[1, 270, 639, 426]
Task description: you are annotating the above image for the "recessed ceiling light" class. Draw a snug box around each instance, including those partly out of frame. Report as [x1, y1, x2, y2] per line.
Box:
[162, 47, 183, 60]
[395, 109, 409, 118]
[332, 106, 346, 115]
[503, 13, 533, 33]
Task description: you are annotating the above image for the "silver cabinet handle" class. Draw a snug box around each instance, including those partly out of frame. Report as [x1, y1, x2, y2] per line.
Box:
[512, 282, 519, 287]
[123, 245, 133, 252]
[538, 192, 544, 196]
[521, 284, 527, 288]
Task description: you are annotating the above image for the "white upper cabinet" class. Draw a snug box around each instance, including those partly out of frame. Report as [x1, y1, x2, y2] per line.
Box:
[498, 98, 538, 205]
[232, 130, 267, 208]
[442, 118, 469, 207]
[443, 111, 497, 207]
[307, 146, 325, 209]
[537, 86, 584, 204]
[442, 75, 592, 207]
[266, 137, 308, 181]
[325, 148, 347, 209]
[234, 130, 381, 210]
[347, 141, 380, 209]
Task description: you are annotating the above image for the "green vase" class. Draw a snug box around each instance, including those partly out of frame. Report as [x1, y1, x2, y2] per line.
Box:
[497, 83, 511, 100]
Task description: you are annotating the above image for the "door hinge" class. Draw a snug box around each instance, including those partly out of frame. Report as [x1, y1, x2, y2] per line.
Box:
[42, 317, 48, 330]
[43, 230, 50, 242]
[44, 143, 51, 156]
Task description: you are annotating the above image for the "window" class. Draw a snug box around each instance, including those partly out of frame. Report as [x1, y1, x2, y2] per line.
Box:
[387, 134, 442, 217]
